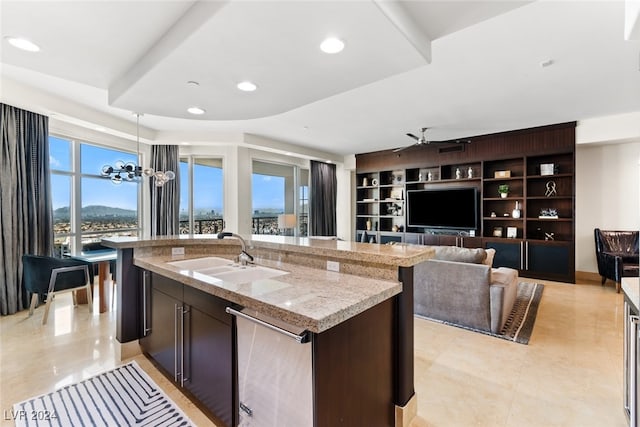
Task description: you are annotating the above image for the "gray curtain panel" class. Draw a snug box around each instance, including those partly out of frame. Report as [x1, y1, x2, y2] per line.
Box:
[0, 103, 53, 315]
[310, 160, 337, 236]
[149, 145, 180, 236]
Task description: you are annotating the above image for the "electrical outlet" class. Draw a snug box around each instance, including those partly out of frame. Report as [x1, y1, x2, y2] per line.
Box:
[326, 260, 340, 272]
[171, 247, 185, 256]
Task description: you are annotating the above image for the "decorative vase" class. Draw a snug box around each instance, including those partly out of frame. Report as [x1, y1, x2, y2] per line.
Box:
[366, 220, 372, 231]
[362, 177, 368, 187]
[455, 168, 462, 179]
[467, 167, 473, 178]
[512, 201, 521, 218]
[500, 192, 508, 198]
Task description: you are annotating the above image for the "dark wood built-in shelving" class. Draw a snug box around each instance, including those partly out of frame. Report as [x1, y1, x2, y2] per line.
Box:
[355, 122, 576, 283]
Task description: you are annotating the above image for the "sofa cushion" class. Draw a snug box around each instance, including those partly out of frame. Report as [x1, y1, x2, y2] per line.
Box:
[434, 246, 487, 264]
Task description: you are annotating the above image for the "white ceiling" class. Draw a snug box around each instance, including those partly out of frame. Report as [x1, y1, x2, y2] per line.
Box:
[1, 0, 639, 156]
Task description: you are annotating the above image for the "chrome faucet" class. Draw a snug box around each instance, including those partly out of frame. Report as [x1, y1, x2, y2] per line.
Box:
[217, 232, 254, 265]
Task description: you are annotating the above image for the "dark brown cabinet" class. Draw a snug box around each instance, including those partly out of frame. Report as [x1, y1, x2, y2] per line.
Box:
[140, 272, 236, 427]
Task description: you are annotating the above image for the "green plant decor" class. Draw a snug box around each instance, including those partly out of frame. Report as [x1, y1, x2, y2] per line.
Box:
[498, 184, 510, 195]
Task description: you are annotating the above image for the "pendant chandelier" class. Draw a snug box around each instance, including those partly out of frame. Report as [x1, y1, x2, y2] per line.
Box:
[100, 113, 175, 186]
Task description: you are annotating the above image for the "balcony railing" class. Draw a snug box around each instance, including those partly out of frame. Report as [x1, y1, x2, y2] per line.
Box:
[179, 214, 308, 236]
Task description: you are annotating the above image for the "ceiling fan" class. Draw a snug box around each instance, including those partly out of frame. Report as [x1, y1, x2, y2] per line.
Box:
[393, 127, 471, 152]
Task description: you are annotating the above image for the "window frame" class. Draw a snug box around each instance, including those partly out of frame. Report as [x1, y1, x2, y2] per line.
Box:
[179, 155, 224, 234]
[50, 134, 143, 255]
[251, 160, 308, 236]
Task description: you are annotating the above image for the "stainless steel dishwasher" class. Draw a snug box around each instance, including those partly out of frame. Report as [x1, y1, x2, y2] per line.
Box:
[226, 307, 313, 427]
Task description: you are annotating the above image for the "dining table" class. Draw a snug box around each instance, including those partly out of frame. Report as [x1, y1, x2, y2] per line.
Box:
[69, 249, 117, 313]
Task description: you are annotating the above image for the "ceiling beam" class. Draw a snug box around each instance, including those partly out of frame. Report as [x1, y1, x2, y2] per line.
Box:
[372, 0, 432, 64]
[626, 0, 640, 40]
[108, 0, 229, 106]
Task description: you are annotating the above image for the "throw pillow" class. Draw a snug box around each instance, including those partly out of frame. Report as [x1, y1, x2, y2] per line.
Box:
[434, 246, 487, 264]
[483, 248, 496, 267]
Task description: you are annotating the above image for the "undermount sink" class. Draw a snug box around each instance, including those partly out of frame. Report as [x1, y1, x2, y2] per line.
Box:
[209, 265, 288, 284]
[168, 256, 288, 284]
[168, 256, 233, 270]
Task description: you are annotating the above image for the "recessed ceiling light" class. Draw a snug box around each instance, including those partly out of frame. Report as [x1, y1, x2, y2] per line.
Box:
[5, 36, 40, 52]
[237, 81, 257, 92]
[320, 37, 344, 54]
[187, 106, 205, 115]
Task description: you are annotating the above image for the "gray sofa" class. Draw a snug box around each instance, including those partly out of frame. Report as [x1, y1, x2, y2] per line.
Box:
[413, 246, 518, 334]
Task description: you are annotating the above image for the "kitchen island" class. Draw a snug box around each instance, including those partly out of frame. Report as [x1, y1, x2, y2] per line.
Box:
[103, 235, 434, 427]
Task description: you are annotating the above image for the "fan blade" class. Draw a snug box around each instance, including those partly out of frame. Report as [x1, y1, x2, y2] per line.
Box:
[406, 133, 420, 141]
[392, 145, 412, 153]
[428, 138, 471, 144]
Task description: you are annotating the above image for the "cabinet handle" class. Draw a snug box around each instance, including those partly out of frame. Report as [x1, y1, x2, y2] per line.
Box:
[630, 311, 639, 425]
[226, 307, 309, 344]
[174, 304, 180, 382]
[520, 242, 524, 270]
[181, 306, 190, 386]
[240, 401, 253, 417]
[525, 241, 529, 270]
[142, 271, 151, 335]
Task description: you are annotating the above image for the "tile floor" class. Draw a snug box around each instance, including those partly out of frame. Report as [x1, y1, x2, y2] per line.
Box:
[0, 279, 629, 427]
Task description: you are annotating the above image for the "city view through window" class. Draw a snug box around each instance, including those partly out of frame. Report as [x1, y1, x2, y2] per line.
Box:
[50, 137, 139, 253]
[51, 138, 309, 252]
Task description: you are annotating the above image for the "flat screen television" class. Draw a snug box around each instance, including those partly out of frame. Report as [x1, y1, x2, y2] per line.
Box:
[407, 187, 478, 230]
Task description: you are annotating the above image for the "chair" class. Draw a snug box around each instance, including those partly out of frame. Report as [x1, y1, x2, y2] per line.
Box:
[594, 228, 640, 293]
[22, 255, 93, 324]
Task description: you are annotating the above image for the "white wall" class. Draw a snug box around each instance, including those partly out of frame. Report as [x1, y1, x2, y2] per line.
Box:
[576, 141, 640, 272]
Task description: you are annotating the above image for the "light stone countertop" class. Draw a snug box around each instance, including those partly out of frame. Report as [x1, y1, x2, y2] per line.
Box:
[103, 234, 433, 267]
[135, 254, 402, 333]
[622, 277, 639, 312]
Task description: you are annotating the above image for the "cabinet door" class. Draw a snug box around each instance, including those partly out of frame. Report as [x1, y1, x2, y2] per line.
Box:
[526, 241, 573, 281]
[140, 288, 180, 379]
[438, 235, 458, 246]
[460, 236, 483, 248]
[404, 233, 423, 245]
[184, 307, 234, 427]
[485, 240, 522, 270]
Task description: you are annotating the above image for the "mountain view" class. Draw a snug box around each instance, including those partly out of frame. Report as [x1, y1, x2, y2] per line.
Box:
[53, 205, 137, 221]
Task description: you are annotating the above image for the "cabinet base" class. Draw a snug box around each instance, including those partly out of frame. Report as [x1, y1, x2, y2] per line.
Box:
[395, 393, 418, 427]
[116, 340, 142, 362]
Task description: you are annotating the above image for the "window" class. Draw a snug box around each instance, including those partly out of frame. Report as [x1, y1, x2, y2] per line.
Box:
[299, 169, 309, 237]
[50, 137, 72, 255]
[49, 136, 141, 255]
[179, 157, 224, 234]
[252, 160, 300, 235]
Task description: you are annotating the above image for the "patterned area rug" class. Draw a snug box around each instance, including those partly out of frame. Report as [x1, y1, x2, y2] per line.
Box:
[418, 282, 544, 345]
[12, 361, 193, 427]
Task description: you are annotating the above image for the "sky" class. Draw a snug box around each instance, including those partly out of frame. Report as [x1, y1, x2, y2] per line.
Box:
[49, 136, 285, 214]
